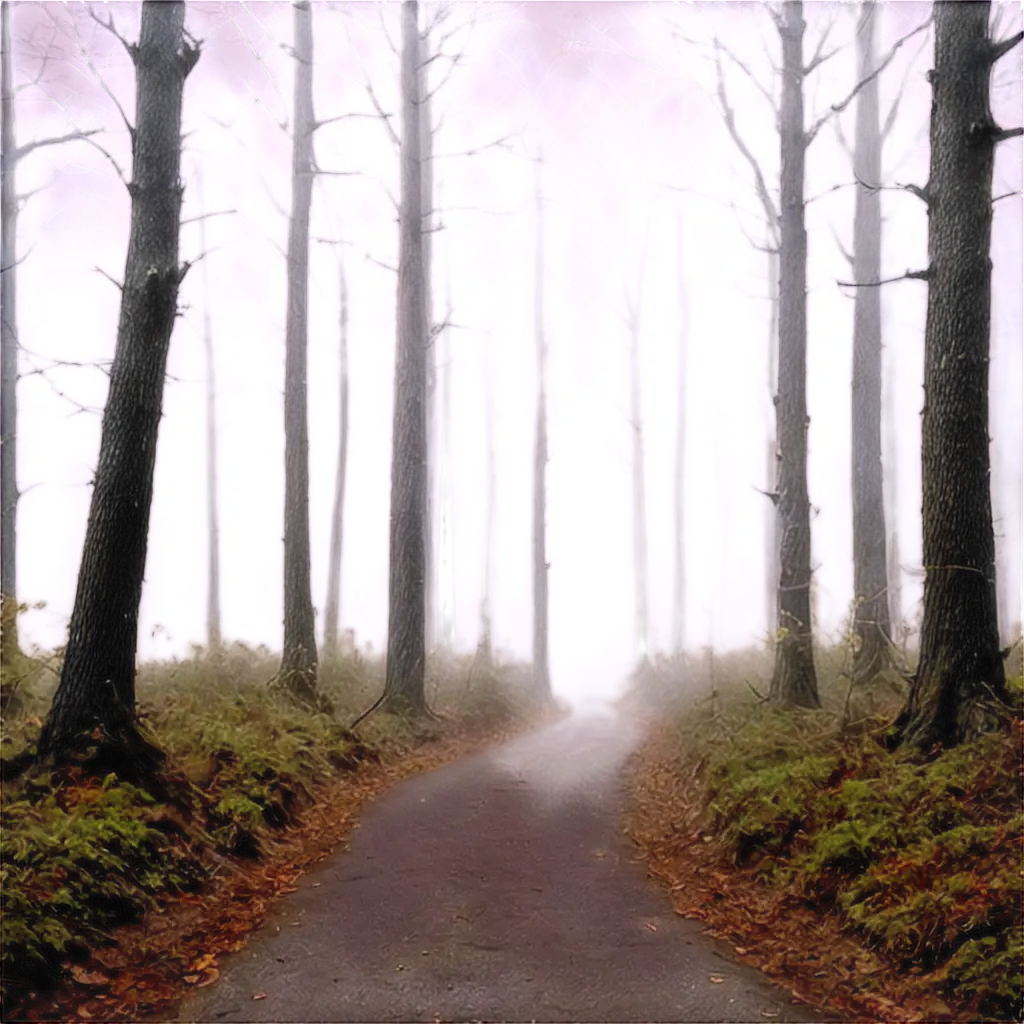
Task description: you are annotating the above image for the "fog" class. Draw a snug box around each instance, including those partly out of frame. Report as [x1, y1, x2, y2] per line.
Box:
[10, 1, 1022, 708]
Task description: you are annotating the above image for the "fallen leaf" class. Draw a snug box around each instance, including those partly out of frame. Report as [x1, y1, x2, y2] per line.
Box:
[253, 992, 267, 1000]
[710, 975, 724, 984]
[184, 975, 201, 985]
[70, 967, 109, 988]
[734, 946, 748, 955]
[197, 968, 220, 988]
[644, 922, 658, 932]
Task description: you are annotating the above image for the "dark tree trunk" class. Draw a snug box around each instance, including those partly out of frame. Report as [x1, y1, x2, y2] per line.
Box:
[197, 170, 221, 652]
[671, 214, 689, 656]
[894, 1, 1011, 749]
[532, 154, 550, 701]
[420, 16, 437, 653]
[438, 238, 454, 659]
[383, 0, 428, 715]
[478, 330, 495, 667]
[626, 262, 649, 665]
[323, 253, 349, 659]
[1, 1, 19, 673]
[769, 0, 819, 708]
[37, 1, 197, 766]
[278, 0, 318, 703]
[765, 243, 778, 647]
[850, 1, 894, 683]
[880, 288, 905, 638]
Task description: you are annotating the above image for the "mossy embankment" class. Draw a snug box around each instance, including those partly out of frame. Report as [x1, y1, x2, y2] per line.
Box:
[624, 647, 1023, 1022]
[0, 643, 547, 1019]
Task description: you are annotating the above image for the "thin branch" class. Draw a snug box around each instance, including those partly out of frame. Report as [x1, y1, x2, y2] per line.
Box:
[989, 30, 1024, 64]
[14, 128, 101, 163]
[881, 31, 931, 142]
[829, 222, 854, 268]
[993, 190, 1023, 204]
[837, 268, 930, 288]
[803, 10, 843, 77]
[365, 252, 397, 274]
[714, 37, 777, 115]
[80, 134, 129, 187]
[85, 5, 137, 62]
[364, 79, 400, 148]
[313, 111, 385, 130]
[432, 131, 518, 160]
[180, 209, 237, 227]
[93, 266, 123, 292]
[992, 126, 1024, 143]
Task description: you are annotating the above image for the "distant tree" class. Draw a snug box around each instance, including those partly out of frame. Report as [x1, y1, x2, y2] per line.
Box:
[893, 1, 1019, 749]
[436, 274, 455, 649]
[625, 248, 650, 666]
[278, 0, 318, 704]
[36, 0, 198, 768]
[532, 152, 551, 702]
[382, 0, 429, 715]
[478, 323, 496, 667]
[831, 4, 929, 675]
[196, 169, 222, 653]
[1, 3, 98, 675]
[671, 215, 689, 658]
[323, 250, 349, 660]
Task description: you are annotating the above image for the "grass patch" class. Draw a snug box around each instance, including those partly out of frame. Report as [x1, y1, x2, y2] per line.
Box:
[626, 650, 1023, 1021]
[0, 643, 543, 1010]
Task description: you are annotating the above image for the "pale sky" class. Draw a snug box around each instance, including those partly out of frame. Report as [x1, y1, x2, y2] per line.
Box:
[10, 1, 1023, 705]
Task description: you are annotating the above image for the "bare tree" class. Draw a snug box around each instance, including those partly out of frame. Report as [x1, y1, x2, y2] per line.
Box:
[323, 249, 349, 659]
[278, 0, 318, 703]
[436, 273, 455, 648]
[196, 169, 221, 652]
[382, 0, 429, 715]
[671, 214, 689, 656]
[532, 152, 550, 701]
[625, 248, 650, 666]
[36, 0, 198, 768]
[893, 2, 1019, 749]
[478, 323, 496, 667]
[1, 4, 98, 674]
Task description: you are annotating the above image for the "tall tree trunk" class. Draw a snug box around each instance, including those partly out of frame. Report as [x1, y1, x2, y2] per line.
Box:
[987, 284, 1011, 643]
[894, 1, 1011, 749]
[437, 273, 454, 648]
[626, 260, 650, 666]
[532, 153, 551, 701]
[1, 1, 19, 673]
[883, 339, 903, 642]
[765, 245, 780, 644]
[197, 170, 221, 653]
[420, 15, 437, 652]
[37, 0, 197, 766]
[383, 0, 428, 715]
[769, 0, 819, 708]
[279, 0, 318, 703]
[479, 327, 495, 667]
[850, 1, 893, 683]
[671, 214, 689, 657]
[323, 252, 349, 659]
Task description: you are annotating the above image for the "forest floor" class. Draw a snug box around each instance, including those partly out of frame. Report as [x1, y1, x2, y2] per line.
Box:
[623, 656, 1023, 1023]
[0, 646, 547, 1022]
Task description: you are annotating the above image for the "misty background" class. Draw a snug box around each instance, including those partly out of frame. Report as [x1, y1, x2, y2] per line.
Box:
[10, 1, 1022, 706]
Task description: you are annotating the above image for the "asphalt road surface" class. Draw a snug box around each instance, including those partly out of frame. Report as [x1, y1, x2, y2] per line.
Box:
[176, 710, 825, 1023]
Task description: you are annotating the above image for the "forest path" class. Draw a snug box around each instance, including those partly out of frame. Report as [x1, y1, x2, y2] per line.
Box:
[176, 711, 823, 1023]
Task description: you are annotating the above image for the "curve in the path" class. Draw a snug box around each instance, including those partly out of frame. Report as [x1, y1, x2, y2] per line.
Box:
[177, 711, 827, 1023]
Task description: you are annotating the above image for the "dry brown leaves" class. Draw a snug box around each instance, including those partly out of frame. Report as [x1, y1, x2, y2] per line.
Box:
[623, 726, 966, 1024]
[13, 721, 515, 1023]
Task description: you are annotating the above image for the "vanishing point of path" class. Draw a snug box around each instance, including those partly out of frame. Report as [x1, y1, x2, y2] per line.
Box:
[177, 712, 824, 1023]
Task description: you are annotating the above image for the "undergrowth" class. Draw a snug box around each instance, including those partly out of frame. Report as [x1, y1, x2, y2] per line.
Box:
[0, 642, 541, 1008]
[628, 651, 1023, 1021]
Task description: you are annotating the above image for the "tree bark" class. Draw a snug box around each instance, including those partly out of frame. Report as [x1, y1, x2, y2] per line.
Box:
[1, 1, 19, 674]
[883, 337, 903, 642]
[850, 1, 894, 683]
[383, 0, 428, 715]
[626, 259, 650, 666]
[769, 0, 819, 708]
[420, 14, 437, 653]
[532, 153, 551, 701]
[323, 251, 349, 659]
[37, 0, 197, 766]
[765, 245, 780, 644]
[894, 1, 1011, 749]
[197, 170, 221, 653]
[278, 0, 318, 703]
[437, 273, 455, 648]
[671, 214, 689, 656]
[479, 326, 495, 667]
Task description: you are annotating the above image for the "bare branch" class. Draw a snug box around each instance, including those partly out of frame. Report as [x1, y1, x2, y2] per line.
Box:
[365, 252, 397, 274]
[989, 30, 1024, 64]
[364, 79, 400, 148]
[994, 190, 1023, 204]
[881, 31, 931, 142]
[86, 5, 137, 62]
[714, 37, 777, 116]
[80, 134, 129, 187]
[837, 268, 931, 288]
[180, 209, 237, 227]
[806, 16, 932, 145]
[803, 11, 844, 76]
[15, 128, 102, 163]
[992, 126, 1024, 143]
[94, 266, 123, 292]
[432, 131, 518, 161]
[314, 111, 385, 130]
[829, 222, 854, 268]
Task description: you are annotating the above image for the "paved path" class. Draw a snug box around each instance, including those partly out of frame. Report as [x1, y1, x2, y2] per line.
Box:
[177, 711, 826, 1023]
